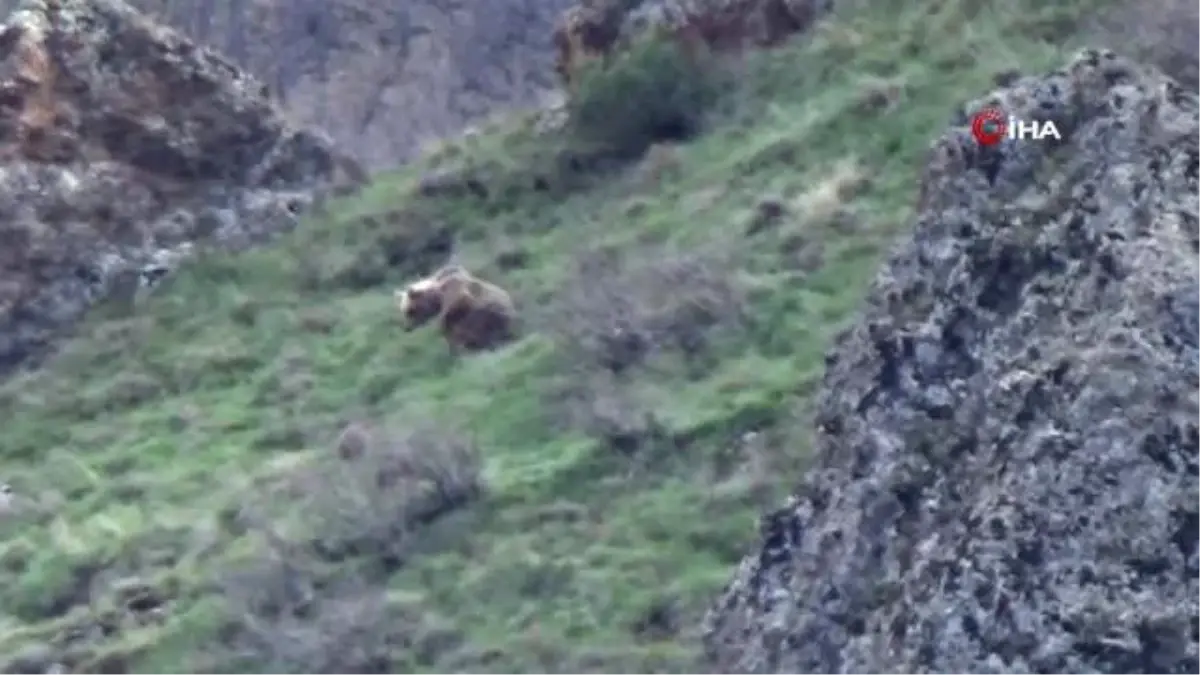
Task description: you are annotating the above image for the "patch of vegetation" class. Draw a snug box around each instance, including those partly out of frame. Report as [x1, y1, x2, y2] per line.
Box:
[0, 0, 1139, 671]
[568, 30, 727, 158]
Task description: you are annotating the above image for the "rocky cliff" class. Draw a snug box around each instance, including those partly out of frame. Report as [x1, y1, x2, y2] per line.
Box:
[703, 49, 1199, 673]
[122, 0, 575, 169]
[0, 0, 358, 376]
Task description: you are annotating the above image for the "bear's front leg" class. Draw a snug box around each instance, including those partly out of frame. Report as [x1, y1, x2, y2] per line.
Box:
[441, 324, 464, 359]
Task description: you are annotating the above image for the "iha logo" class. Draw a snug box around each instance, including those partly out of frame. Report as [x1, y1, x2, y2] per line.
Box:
[970, 107, 1062, 146]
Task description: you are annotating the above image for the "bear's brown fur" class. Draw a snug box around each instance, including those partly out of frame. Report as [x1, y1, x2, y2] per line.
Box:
[394, 265, 517, 353]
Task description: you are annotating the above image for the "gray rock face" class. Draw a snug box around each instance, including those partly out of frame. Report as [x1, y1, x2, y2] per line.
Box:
[702, 49, 1199, 673]
[0, 0, 364, 375]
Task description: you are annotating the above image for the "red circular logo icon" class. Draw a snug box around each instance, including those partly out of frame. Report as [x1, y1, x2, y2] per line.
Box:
[971, 108, 1007, 146]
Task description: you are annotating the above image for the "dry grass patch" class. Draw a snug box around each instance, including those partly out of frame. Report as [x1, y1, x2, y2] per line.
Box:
[788, 157, 871, 225]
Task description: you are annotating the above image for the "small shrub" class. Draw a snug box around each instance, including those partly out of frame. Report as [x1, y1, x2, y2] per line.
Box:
[567, 31, 725, 158]
[547, 244, 747, 376]
[558, 370, 674, 456]
[213, 539, 427, 674]
[299, 423, 484, 569]
[543, 243, 747, 453]
[209, 421, 483, 672]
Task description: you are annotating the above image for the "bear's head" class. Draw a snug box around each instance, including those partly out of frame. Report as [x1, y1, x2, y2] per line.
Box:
[395, 277, 445, 330]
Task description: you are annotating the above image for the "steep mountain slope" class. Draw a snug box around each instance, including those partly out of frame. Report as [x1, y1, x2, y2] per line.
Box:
[0, 0, 1185, 672]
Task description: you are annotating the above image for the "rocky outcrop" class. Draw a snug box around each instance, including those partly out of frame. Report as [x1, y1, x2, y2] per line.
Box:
[553, 0, 830, 86]
[125, 0, 576, 169]
[0, 0, 362, 375]
[703, 49, 1198, 673]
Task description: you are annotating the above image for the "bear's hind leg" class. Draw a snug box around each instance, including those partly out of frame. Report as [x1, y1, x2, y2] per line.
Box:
[472, 309, 514, 351]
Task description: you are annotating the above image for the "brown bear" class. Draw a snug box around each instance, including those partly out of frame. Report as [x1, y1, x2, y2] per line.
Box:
[394, 265, 517, 353]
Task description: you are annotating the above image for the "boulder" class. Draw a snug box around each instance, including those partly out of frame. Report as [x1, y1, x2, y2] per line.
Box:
[552, 0, 831, 87]
[702, 49, 1199, 673]
[0, 0, 364, 376]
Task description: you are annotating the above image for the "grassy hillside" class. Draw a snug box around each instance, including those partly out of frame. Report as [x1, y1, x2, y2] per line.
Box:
[0, 0, 1129, 671]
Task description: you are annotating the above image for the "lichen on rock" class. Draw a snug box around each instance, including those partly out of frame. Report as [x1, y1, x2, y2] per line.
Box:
[702, 49, 1199, 673]
[0, 0, 364, 375]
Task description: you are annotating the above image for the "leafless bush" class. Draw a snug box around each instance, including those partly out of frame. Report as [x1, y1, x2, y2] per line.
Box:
[294, 422, 483, 568]
[541, 242, 746, 455]
[1091, 0, 1198, 89]
[229, 583, 403, 673]
[557, 370, 672, 455]
[212, 531, 439, 673]
[207, 421, 481, 671]
[546, 244, 748, 376]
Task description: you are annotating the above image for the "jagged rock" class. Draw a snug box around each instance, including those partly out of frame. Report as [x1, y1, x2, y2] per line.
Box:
[552, 0, 831, 87]
[0, 0, 364, 376]
[703, 49, 1199, 673]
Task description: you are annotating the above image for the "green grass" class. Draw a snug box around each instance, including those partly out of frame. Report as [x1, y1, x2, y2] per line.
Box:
[0, 0, 1119, 671]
